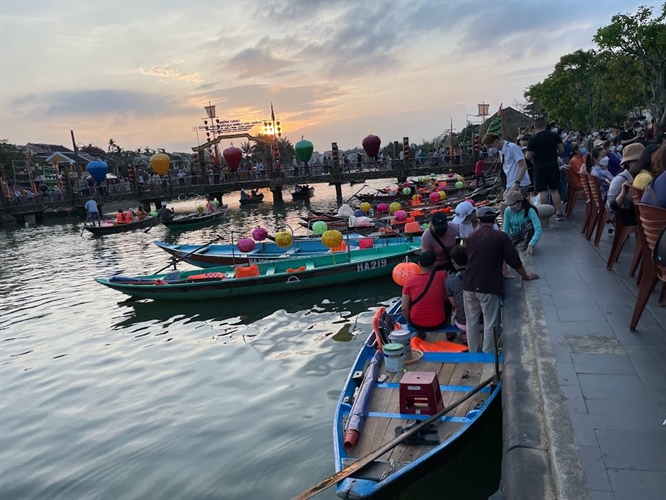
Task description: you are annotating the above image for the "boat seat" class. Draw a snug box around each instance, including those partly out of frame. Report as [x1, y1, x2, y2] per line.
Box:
[195, 247, 210, 254]
[265, 265, 277, 276]
[245, 248, 261, 255]
[342, 458, 411, 481]
[282, 247, 301, 256]
[305, 261, 315, 270]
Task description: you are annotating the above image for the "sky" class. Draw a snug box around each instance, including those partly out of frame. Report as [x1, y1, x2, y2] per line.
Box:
[0, 0, 648, 154]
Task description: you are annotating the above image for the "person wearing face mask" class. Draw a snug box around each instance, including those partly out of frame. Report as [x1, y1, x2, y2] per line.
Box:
[502, 190, 542, 256]
[606, 143, 645, 225]
[568, 143, 587, 190]
[421, 211, 460, 272]
[633, 143, 659, 191]
[481, 133, 531, 196]
[451, 201, 478, 242]
[590, 149, 614, 200]
[526, 117, 566, 220]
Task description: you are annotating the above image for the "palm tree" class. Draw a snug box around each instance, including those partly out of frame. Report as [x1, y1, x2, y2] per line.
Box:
[240, 140, 259, 162]
[108, 138, 116, 152]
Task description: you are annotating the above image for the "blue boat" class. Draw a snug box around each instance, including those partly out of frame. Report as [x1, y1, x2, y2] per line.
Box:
[331, 302, 502, 499]
[153, 235, 420, 268]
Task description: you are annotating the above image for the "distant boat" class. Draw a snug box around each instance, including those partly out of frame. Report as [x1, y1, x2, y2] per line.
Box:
[291, 185, 315, 199]
[95, 243, 420, 301]
[240, 193, 264, 205]
[163, 209, 226, 231]
[84, 216, 157, 235]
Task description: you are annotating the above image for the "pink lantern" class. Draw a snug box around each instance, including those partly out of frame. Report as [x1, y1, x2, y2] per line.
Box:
[362, 134, 381, 158]
[394, 210, 408, 222]
[429, 192, 440, 202]
[465, 199, 476, 206]
[237, 238, 256, 253]
[376, 203, 389, 213]
[252, 226, 268, 241]
[223, 146, 242, 171]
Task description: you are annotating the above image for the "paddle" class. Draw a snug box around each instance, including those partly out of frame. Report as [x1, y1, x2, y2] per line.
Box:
[344, 184, 368, 205]
[80, 213, 91, 237]
[293, 373, 499, 500]
[144, 218, 159, 233]
[152, 235, 223, 275]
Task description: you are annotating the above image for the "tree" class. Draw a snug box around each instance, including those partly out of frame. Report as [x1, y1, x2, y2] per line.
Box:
[0, 140, 24, 180]
[594, 4, 666, 136]
[239, 140, 259, 163]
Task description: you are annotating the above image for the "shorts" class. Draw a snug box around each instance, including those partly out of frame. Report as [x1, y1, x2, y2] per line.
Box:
[534, 166, 560, 192]
[89, 211, 100, 220]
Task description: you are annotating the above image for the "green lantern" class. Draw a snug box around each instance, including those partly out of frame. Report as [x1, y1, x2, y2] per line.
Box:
[295, 137, 314, 163]
[312, 220, 328, 235]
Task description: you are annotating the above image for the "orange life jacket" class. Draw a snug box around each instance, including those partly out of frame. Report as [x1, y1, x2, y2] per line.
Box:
[123, 212, 132, 223]
[116, 212, 124, 223]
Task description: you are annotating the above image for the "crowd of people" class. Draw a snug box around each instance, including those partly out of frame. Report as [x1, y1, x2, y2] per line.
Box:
[402, 116, 666, 353]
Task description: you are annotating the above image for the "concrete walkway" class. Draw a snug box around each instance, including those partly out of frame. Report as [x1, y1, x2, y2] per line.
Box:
[526, 204, 666, 500]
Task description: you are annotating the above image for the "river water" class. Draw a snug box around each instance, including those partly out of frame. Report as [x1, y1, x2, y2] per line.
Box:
[0, 180, 500, 500]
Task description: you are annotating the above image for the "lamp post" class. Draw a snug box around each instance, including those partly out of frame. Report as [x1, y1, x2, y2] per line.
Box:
[263, 104, 281, 178]
[477, 102, 489, 133]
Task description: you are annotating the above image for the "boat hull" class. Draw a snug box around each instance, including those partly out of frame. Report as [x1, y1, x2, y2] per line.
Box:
[333, 305, 501, 499]
[96, 244, 419, 300]
[163, 210, 225, 231]
[84, 217, 157, 234]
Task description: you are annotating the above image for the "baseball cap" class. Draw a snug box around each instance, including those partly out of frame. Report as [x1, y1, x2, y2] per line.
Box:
[477, 206, 498, 222]
[418, 250, 436, 267]
[430, 212, 448, 231]
[452, 201, 475, 224]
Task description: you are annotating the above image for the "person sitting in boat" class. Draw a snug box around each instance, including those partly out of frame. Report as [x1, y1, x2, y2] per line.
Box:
[136, 206, 148, 220]
[240, 189, 249, 201]
[116, 209, 126, 224]
[250, 189, 258, 199]
[401, 250, 449, 339]
[204, 196, 218, 214]
[157, 202, 174, 222]
[295, 185, 302, 193]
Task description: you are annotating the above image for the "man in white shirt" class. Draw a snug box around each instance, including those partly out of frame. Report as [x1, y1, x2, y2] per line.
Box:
[482, 133, 530, 195]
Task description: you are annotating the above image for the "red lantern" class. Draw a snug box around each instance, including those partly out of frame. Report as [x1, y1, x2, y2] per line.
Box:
[392, 261, 420, 286]
[223, 146, 242, 171]
[237, 238, 255, 253]
[362, 134, 381, 158]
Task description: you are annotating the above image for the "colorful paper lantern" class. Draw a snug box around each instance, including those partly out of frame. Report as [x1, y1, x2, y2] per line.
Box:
[86, 160, 108, 183]
[360, 202, 371, 213]
[213, 198, 220, 207]
[237, 238, 255, 253]
[149, 210, 157, 217]
[402, 187, 412, 195]
[275, 230, 293, 248]
[429, 192, 440, 202]
[394, 210, 408, 222]
[295, 138, 314, 163]
[455, 181, 464, 189]
[312, 220, 328, 235]
[321, 229, 343, 249]
[252, 227, 268, 241]
[392, 261, 420, 286]
[376, 203, 389, 213]
[439, 191, 447, 200]
[223, 146, 242, 171]
[150, 153, 170, 176]
[430, 173, 436, 179]
[362, 134, 381, 158]
[465, 199, 476, 206]
[389, 202, 401, 215]
[412, 194, 420, 201]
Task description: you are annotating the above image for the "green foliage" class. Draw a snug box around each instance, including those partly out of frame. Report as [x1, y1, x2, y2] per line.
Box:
[0, 140, 24, 180]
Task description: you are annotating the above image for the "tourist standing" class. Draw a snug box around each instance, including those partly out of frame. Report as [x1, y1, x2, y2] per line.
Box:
[464, 207, 539, 353]
[525, 117, 565, 220]
[421, 212, 459, 272]
[481, 133, 531, 196]
[84, 197, 101, 227]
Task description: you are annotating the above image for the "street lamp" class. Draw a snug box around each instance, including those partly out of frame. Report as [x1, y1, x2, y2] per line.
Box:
[263, 104, 282, 177]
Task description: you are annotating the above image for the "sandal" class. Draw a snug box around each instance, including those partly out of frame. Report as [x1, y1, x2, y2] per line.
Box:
[555, 213, 567, 221]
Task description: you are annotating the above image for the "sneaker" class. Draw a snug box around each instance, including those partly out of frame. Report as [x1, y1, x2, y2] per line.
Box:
[555, 213, 567, 221]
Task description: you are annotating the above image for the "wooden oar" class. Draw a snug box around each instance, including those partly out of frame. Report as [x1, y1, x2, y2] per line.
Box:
[293, 372, 499, 500]
[344, 184, 368, 205]
[152, 235, 223, 275]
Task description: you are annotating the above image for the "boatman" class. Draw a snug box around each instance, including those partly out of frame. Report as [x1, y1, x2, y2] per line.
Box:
[156, 202, 174, 222]
[84, 197, 101, 227]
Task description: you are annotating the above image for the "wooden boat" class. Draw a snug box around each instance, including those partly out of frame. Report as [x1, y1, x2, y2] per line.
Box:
[153, 235, 416, 267]
[332, 303, 501, 499]
[239, 193, 264, 205]
[84, 216, 157, 235]
[291, 186, 315, 199]
[95, 243, 420, 301]
[163, 209, 226, 231]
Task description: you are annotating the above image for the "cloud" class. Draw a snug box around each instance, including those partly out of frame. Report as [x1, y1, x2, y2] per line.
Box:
[139, 64, 203, 84]
[227, 38, 294, 79]
[10, 89, 193, 118]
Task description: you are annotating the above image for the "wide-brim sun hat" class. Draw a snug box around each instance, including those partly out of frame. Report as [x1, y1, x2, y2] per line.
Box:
[620, 143, 645, 165]
[505, 190, 525, 206]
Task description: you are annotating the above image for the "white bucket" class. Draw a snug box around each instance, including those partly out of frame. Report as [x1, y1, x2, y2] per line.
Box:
[389, 329, 412, 360]
[383, 343, 404, 373]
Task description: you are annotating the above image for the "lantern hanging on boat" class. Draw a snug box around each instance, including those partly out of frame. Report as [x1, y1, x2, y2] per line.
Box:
[362, 133, 381, 159]
[213, 198, 220, 207]
[149, 210, 157, 217]
[439, 191, 447, 200]
[295, 137, 314, 163]
[86, 159, 108, 183]
[312, 220, 328, 235]
[392, 261, 420, 286]
[252, 226, 268, 241]
[275, 230, 293, 248]
[429, 192, 440, 202]
[237, 238, 256, 253]
[359, 202, 371, 213]
[223, 146, 242, 172]
[376, 203, 389, 214]
[321, 229, 343, 249]
[402, 187, 412, 195]
[150, 153, 170, 176]
[389, 202, 401, 215]
[455, 181, 464, 189]
[394, 210, 408, 222]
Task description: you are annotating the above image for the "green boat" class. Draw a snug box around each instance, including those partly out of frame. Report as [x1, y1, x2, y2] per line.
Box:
[95, 243, 419, 301]
[163, 209, 226, 231]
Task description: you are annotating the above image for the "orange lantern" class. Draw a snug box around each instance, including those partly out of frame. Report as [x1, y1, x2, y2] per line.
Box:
[150, 153, 170, 176]
[392, 261, 420, 286]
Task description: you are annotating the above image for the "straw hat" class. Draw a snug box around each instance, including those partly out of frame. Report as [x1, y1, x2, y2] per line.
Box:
[620, 143, 645, 165]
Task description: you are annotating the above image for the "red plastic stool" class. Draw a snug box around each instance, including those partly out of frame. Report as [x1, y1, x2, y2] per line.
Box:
[399, 371, 444, 415]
